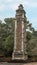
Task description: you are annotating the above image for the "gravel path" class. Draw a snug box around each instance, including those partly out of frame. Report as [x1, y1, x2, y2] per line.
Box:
[0, 62, 37, 65]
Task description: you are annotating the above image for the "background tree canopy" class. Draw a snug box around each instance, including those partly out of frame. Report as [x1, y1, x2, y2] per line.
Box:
[0, 18, 37, 57]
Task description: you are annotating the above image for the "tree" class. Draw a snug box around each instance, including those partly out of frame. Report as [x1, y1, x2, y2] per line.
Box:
[0, 18, 15, 56]
[0, 18, 36, 57]
[27, 38, 37, 55]
[26, 31, 32, 42]
[3, 35, 14, 57]
[0, 21, 4, 54]
[3, 18, 15, 56]
[32, 31, 37, 37]
[26, 20, 35, 32]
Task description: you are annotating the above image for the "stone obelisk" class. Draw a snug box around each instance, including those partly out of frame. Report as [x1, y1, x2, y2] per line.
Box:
[12, 4, 28, 60]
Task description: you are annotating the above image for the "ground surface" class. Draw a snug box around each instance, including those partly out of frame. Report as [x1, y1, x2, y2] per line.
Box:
[0, 62, 37, 65]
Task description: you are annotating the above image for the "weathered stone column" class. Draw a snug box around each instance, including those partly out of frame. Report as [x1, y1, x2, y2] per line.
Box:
[12, 4, 28, 60]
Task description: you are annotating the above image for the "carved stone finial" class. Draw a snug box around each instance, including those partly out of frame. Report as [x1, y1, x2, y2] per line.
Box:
[18, 4, 23, 10]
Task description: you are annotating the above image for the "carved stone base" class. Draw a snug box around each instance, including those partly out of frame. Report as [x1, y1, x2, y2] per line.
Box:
[12, 51, 27, 60]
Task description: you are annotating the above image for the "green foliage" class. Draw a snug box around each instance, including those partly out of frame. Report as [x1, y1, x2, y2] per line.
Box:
[3, 35, 14, 57]
[26, 31, 32, 42]
[0, 18, 37, 57]
[0, 18, 14, 57]
[27, 38, 37, 55]
[32, 31, 37, 37]
[26, 20, 35, 32]
[0, 22, 4, 54]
